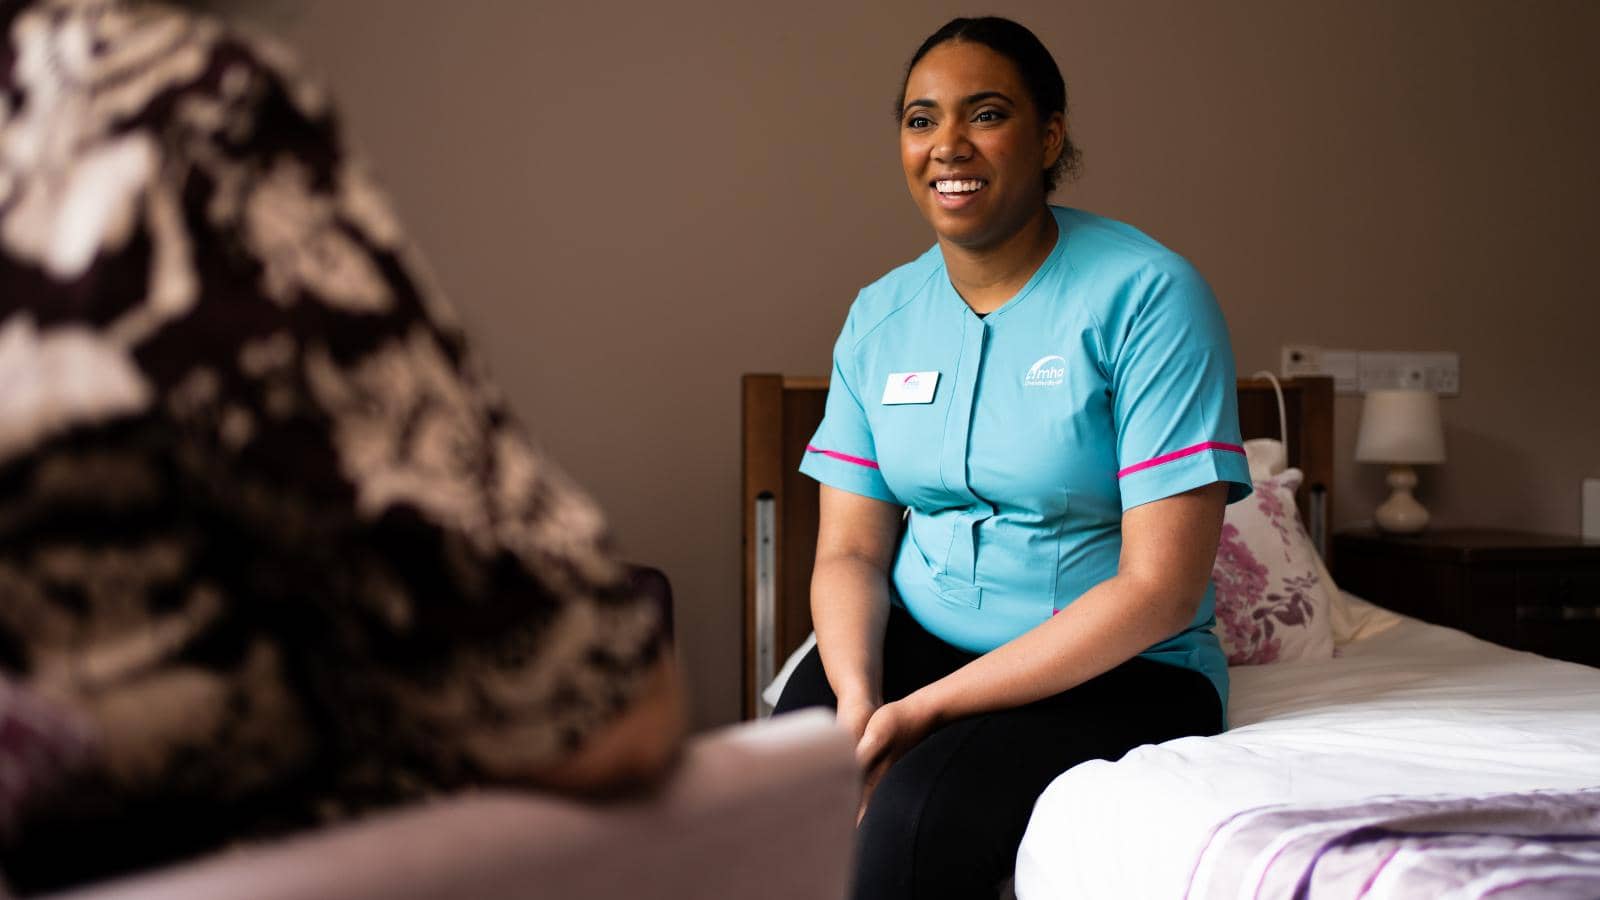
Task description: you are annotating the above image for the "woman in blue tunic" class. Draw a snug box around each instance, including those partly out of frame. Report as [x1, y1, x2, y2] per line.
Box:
[773, 16, 1253, 899]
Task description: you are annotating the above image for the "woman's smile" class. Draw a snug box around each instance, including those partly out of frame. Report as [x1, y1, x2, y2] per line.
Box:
[931, 176, 990, 210]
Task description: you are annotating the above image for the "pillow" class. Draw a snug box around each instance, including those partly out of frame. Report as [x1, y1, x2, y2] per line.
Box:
[1330, 589, 1405, 645]
[1242, 437, 1288, 482]
[1211, 466, 1338, 666]
[763, 633, 816, 712]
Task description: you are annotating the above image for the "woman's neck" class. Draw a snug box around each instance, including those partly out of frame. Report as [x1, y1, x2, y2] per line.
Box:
[939, 205, 1059, 314]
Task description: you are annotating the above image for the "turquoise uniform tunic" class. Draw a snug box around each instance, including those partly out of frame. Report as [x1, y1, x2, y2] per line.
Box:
[800, 206, 1252, 709]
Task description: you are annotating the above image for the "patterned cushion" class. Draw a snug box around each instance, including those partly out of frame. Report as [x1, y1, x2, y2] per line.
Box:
[0, 677, 96, 839]
[1211, 467, 1338, 666]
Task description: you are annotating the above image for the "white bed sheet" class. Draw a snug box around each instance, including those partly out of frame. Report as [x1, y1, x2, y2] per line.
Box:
[1014, 600, 1600, 899]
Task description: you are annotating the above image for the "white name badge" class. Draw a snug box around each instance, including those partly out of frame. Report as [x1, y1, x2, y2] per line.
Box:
[882, 371, 939, 405]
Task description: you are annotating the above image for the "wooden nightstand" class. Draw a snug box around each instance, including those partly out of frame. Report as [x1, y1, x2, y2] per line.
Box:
[1332, 528, 1600, 668]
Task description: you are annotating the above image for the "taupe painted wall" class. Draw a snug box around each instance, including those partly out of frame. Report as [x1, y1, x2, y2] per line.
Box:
[252, 1, 1600, 729]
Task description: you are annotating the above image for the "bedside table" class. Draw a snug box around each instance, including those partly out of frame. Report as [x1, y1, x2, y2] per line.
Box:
[1332, 528, 1600, 668]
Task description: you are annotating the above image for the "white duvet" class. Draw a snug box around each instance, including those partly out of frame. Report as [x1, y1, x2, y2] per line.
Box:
[1014, 599, 1600, 899]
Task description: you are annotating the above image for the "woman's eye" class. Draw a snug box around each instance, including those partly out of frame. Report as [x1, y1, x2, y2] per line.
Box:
[974, 109, 1005, 123]
[906, 115, 932, 129]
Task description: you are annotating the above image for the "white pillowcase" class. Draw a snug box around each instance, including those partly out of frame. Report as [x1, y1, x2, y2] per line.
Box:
[1242, 437, 1288, 482]
[1330, 590, 1404, 646]
[763, 632, 816, 711]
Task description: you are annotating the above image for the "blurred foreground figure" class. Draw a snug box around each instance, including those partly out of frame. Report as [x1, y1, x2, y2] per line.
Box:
[0, 0, 681, 891]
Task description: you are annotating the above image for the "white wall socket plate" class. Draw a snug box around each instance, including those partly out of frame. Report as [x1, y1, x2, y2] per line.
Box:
[1282, 345, 1359, 392]
[1281, 345, 1460, 396]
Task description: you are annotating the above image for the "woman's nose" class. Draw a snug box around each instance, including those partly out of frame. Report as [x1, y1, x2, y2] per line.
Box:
[931, 124, 972, 164]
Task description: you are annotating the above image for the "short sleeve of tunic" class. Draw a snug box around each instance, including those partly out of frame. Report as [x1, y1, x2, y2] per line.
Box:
[1110, 262, 1253, 510]
[798, 303, 900, 505]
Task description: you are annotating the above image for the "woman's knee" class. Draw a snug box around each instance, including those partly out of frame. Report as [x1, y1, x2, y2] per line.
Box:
[856, 752, 1004, 899]
[851, 763, 926, 899]
[858, 760, 928, 840]
[854, 716, 1035, 899]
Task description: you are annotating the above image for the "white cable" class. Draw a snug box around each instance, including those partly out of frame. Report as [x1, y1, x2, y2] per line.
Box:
[1250, 369, 1288, 456]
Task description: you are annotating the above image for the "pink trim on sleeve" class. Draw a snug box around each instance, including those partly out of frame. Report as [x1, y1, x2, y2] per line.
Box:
[1117, 441, 1245, 479]
[806, 445, 880, 470]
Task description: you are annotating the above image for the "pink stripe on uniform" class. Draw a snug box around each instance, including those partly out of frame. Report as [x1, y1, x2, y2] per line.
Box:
[806, 445, 880, 470]
[1117, 441, 1245, 479]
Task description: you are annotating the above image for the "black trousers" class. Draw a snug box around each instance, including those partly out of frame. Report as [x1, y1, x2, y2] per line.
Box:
[774, 604, 1222, 900]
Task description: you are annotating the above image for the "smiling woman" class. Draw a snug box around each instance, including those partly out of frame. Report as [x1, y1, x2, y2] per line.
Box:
[898, 38, 1062, 266]
[897, 17, 1082, 213]
[772, 15, 1253, 900]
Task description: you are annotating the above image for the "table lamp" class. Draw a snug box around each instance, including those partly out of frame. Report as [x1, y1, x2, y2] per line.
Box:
[1355, 389, 1446, 534]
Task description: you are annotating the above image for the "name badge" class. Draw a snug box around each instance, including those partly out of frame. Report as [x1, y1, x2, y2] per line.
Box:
[882, 371, 939, 405]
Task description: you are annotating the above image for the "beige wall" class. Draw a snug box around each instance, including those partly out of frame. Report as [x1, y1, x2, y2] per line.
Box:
[251, 0, 1600, 729]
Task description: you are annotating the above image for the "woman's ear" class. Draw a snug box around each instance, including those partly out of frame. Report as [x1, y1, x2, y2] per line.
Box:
[1041, 112, 1067, 170]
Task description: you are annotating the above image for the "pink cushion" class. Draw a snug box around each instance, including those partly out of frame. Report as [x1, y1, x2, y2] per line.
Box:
[1211, 468, 1337, 666]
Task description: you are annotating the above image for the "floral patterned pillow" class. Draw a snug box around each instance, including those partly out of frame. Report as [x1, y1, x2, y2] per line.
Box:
[1211, 468, 1337, 665]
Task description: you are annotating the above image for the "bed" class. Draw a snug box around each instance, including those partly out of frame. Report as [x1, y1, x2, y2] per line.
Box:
[1015, 605, 1600, 897]
[740, 373, 1600, 897]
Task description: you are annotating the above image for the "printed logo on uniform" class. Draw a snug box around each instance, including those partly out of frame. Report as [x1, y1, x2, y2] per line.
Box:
[1024, 355, 1066, 388]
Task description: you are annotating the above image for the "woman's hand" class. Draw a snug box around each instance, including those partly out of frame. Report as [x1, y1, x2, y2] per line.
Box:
[835, 692, 881, 747]
[854, 694, 939, 823]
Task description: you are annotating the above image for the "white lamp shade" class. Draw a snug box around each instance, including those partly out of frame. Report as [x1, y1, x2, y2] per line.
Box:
[1355, 389, 1446, 464]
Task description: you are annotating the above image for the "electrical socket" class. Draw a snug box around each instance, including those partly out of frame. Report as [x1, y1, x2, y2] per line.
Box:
[1279, 346, 1459, 396]
[1281, 344, 1320, 376]
[1357, 351, 1460, 396]
[1281, 345, 1360, 393]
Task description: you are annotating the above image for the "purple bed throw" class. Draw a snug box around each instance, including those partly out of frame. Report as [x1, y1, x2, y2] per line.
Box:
[1185, 787, 1600, 899]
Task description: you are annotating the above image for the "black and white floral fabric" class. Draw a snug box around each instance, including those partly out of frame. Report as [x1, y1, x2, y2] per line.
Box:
[0, 0, 661, 884]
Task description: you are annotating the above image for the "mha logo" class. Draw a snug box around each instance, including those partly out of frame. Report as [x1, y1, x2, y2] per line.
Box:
[1024, 354, 1066, 388]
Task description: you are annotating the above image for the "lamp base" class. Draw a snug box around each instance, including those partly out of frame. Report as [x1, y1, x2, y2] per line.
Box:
[1375, 464, 1430, 534]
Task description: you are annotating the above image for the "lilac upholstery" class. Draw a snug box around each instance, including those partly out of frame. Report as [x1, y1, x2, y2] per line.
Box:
[50, 711, 856, 900]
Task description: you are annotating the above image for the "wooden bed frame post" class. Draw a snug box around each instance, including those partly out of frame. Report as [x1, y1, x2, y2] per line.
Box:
[742, 374, 783, 720]
[742, 374, 831, 719]
[1300, 377, 1335, 565]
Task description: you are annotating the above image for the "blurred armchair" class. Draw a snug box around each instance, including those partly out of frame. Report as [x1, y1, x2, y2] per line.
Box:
[50, 710, 856, 900]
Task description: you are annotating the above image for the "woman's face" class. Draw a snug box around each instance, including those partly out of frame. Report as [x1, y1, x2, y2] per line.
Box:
[899, 41, 1064, 251]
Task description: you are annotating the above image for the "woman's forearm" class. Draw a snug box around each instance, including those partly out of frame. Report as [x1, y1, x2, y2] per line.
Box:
[907, 572, 1195, 726]
[907, 482, 1226, 727]
[810, 555, 893, 704]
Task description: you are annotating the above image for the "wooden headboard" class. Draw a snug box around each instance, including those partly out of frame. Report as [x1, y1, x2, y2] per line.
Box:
[739, 374, 1334, 718]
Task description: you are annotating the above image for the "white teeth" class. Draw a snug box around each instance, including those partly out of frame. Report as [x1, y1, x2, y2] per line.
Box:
[935, 179, 985, 194]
